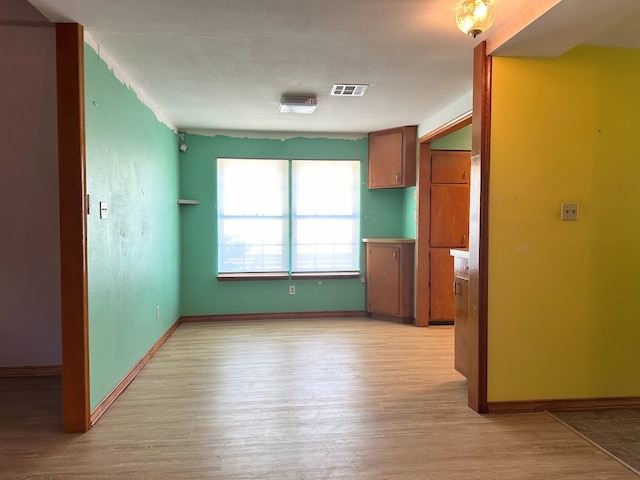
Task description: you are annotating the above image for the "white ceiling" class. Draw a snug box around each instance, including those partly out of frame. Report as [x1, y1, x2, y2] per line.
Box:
[17, 0, 640, 134]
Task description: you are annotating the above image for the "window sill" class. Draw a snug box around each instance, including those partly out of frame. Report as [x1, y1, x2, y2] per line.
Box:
[217, 271, 360, 281]
[291, 272, 360, 280]
[217, 272, 289, 282]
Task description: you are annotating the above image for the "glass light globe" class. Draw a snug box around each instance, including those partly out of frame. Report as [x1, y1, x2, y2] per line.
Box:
[456, 0, 496, 38]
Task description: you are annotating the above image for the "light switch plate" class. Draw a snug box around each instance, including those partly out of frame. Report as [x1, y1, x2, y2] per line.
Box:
[561, 202, 578, 221]
[99, 201, 108, 219]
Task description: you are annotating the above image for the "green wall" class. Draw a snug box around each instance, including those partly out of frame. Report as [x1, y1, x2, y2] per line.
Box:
[402, 187, 417, 238]
[179, 133, 404, 316]
[431, 125, 472, 150]
[489, 46, 640, 402]
[85, 45, 181, 410]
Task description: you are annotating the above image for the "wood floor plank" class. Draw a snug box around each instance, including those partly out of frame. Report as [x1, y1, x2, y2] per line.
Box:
[1, 318, 637, 479]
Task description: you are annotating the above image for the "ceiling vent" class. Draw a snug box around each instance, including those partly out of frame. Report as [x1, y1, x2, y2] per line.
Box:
[279, 96, 317, 114]
[331, 84, 368, 96]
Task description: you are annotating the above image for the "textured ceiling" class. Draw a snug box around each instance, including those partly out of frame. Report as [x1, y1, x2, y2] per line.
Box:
[19, 0, 640, 134]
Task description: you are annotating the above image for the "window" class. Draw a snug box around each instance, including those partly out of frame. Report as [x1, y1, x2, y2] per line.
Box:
[217, 158, 360, 276]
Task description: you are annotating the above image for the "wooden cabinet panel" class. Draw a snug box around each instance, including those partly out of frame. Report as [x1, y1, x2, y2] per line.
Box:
[364, 240, 414, 321]
[453, 254, 470, 378]
[425, 150, 471, 326]
[430, 184, 469, 248]
[430, 248, 454, 322]
[431, 151, 470, 184]
[368, 126, 417, 189]
[366, 244, 401, 316]
[369, 131, 403, 189]
[454, 277, 469, 377]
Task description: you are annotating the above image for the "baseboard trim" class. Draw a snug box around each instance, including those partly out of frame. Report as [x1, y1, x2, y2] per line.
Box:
[0, 365, 62, 377]
[90, 318, 182, 426]
[429, 320, 454, 326]
[488, 396, 640, 414]
[181, 311, 368, 323]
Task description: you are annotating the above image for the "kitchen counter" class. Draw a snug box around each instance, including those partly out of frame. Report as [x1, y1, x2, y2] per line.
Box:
[362, 237, 415, 244]
[450, 248, 469, 259]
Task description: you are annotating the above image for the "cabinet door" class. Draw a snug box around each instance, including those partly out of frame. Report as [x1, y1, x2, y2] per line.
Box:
[430, 184, 469, 248]
[454, 276, 469, 377]
[369, 131, 404, 188]
[366, 245, 400, 315]
[430, 248, 454, 322]
[431, 151, 470, 184]
[368, 126, 416, 189]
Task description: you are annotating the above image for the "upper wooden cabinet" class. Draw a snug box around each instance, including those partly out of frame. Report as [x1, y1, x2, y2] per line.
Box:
[368, 125, 417, 189]
[431, 151, 470, 184]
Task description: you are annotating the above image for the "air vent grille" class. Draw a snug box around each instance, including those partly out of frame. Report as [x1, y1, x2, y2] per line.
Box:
[331, 84, 368, 96]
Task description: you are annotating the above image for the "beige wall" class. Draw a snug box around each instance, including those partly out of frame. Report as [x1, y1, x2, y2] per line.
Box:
[0, 1, 61, 366]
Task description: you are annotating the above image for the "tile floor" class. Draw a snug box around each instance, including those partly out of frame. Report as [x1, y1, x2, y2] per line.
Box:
[552, 409, 640, 474]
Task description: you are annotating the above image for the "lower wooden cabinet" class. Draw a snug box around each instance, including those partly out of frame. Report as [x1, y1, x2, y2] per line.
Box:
[451, 250, 469, 378]
[363, 238, 415, 322]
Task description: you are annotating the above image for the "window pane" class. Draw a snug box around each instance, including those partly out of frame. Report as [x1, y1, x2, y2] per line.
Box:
[217, 158, 289, 273]
[292, 160, 360, 272]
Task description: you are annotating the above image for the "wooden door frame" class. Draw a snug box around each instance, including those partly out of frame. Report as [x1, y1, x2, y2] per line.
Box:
[56, 23, 91, 432]
[467, 42, 491, 413]
[415, 111, 472, 328]
[415, 41, 491, 413]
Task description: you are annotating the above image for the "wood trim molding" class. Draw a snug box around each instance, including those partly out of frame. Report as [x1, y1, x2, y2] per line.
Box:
[181, 311, 368, 323]
[488, 397, 640, 414]
[0, 366, 62, 377]
[90, 318, 183, 426]
[468, 41, 492, 414]
[415, 142, 431, 327]
[56, 23, 90, 434]
[418, 111, 472, 144]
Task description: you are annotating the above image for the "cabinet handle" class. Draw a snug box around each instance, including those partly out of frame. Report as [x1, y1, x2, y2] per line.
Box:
[461, 234, 466, 246]
[463, 171, 467, 180]
[395, 172, 401, 182]
[393, 250, 397, 259]
[454, 281, 460, 295]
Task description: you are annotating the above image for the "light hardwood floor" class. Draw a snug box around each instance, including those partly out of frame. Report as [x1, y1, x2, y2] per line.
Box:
[1, 318, 637, 479]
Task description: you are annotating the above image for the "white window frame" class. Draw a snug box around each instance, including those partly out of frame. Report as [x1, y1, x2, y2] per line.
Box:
[216, 158, 360, 279]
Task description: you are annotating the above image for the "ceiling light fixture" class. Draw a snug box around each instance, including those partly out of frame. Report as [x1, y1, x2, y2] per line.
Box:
[279, 96, 317, 114]
[456, 0, 496, 38]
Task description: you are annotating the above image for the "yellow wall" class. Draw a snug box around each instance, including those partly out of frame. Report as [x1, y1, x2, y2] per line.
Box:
[489, 46, 640, 402]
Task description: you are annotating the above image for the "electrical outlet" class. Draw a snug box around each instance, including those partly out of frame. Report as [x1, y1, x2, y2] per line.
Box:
[289, 285, 296, 295]
[561, 202, 579, 221]
[156, 306, 160, 319]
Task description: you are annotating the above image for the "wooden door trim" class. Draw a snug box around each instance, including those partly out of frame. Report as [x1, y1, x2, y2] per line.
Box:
[56, 23, 91, 433]
[418, 111, 472, 144]
[415, 142, 431, 327]
[468, 41, 492, 413]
